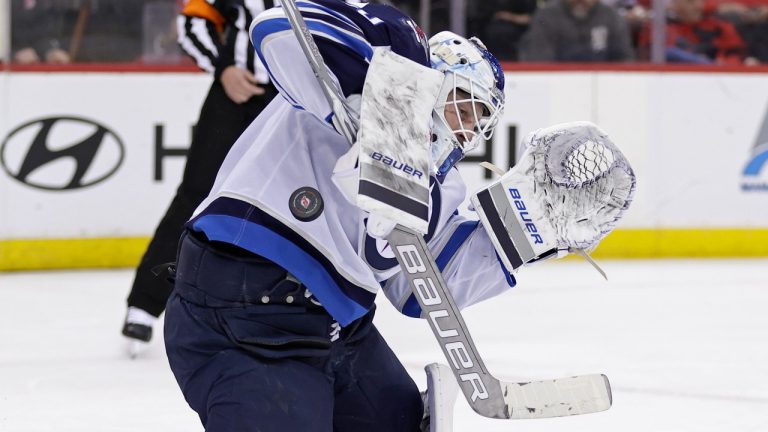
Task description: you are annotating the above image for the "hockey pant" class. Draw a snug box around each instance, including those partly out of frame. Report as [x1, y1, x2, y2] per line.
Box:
[164, 231, 423, 432]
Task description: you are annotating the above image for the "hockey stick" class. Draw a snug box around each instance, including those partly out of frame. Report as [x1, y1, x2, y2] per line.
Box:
[388, 225, 611, 419]
[279, 0, 612, 419]
[279, 0, 358, 145]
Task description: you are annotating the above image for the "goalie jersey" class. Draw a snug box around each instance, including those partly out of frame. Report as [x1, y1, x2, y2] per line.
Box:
[189, 0, 515, 327]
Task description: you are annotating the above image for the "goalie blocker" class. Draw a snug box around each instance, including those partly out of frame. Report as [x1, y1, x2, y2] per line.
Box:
[471, 122, 636, 272]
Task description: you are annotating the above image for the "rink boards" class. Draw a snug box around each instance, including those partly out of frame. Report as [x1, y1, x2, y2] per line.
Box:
[1, 69, 767, 270]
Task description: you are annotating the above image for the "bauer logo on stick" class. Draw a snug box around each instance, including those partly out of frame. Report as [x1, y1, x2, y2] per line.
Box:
[394, 241, 491, 403]
[289, 187, 324, 222]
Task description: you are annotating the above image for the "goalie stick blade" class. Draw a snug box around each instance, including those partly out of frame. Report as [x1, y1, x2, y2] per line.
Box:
[387, 226, 612, 420]
[498, 374, 612, 419]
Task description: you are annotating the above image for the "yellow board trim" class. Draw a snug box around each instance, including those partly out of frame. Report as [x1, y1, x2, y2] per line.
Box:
[0, 237, 151, 271]
[1, 229, 767, 271]
[593, 228, 768, 258]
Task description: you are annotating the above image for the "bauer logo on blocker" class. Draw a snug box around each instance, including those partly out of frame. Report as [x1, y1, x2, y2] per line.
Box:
[0, 116, 124, 191]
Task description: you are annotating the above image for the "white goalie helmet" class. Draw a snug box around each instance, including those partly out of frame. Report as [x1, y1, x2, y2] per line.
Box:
[429, 31, 506, 177]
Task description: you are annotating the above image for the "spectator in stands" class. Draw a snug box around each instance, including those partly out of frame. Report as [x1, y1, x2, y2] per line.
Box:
[388, 0, 495, 43]
[466, 1, 498, 41]
[141, 0, 185, 63]
[10, 0, 73, 64]
[71, 0, 144, 63]
[10, 0, 147, 64]
[484, 0, 538, 61]
[713, 0, 768, 62]
[390, 0, 451, 33]
[604, 0, 650, 47]
[520, 0, 635, 62]
[638, 0, 757, 64]
[392, 0, 496, 37]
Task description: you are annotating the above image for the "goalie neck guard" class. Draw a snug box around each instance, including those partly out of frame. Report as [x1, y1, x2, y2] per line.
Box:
[429, 31, 505, 178]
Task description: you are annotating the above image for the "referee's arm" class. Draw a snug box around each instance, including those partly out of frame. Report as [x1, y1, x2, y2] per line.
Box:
[176, 0, 229, 77]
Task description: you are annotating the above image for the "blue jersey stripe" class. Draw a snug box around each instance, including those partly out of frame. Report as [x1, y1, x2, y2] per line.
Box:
[435, 221, 480, 269]
[249, 20, 304, 108]
[252, 16, 372, 62]
[495, 253, 517, 287]
[299, 9, 363, 38]
[305, 19, 373, 60]
[401, 290, 422, 318]
[251, 15, 372, 102]
[192, 215, 369, 326]
[189, 198, 376, 326]
[296, 1, 359, 28]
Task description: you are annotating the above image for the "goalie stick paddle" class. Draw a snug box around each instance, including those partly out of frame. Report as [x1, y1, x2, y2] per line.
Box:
[389, 225, 612, 419]
[279, 0, 612, 419]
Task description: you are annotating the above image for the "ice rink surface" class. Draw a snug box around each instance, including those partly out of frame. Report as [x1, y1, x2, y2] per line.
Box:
[1, 258, 766, 432]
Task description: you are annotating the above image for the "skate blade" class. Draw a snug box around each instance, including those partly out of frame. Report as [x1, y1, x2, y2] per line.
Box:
[126, 339, 149, 359]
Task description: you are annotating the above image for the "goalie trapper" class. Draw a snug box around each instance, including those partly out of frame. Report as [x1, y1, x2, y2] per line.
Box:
[471, 121, 636, 272]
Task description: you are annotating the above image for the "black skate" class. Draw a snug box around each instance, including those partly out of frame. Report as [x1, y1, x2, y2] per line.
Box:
[122, 307, 157, 359]
[122, 322, 152, 342]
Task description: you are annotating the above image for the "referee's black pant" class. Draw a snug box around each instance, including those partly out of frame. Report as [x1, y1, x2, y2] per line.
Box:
[126, 80, 278, 317]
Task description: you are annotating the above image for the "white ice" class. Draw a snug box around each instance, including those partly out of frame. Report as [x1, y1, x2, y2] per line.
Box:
[1, 259, 766, 432]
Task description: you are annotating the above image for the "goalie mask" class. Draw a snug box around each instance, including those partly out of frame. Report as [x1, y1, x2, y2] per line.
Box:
[429, 31, 505, 177]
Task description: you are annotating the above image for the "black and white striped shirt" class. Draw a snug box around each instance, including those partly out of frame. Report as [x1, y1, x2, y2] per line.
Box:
[177, 0, 275, 83]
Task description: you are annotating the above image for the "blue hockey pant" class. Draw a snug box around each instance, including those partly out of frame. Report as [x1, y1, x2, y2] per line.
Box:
[164, 231, 423, 432]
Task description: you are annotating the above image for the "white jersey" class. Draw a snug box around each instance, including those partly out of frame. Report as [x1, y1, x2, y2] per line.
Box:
[190, 0, 515, 327]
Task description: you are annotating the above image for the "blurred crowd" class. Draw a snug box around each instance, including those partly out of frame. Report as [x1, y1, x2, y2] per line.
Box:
[6, 0, 182, 64]
[394, 0, 767, 64]
[4, 0, 767, 66]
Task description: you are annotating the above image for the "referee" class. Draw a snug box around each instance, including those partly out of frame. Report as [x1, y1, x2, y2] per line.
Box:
[122, 0, 278, 349]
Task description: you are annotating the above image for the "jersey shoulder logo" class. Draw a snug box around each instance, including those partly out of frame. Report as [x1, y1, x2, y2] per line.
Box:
[400, 17, 428, 59]
[363, 220, 398, 271]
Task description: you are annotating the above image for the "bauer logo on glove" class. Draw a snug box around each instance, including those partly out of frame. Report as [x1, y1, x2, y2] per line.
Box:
[471, 121, 636, 272]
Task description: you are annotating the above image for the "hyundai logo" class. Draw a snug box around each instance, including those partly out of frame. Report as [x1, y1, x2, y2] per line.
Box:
[0, 116, 124, 191]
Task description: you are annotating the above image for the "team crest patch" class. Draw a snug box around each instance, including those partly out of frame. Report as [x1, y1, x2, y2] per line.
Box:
[289, 187, 324, 222]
